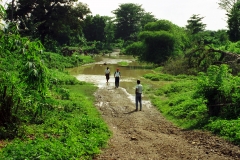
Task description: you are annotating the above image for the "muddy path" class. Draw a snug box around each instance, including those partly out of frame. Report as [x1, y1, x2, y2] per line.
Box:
[73, 51, 240, 160]
[92, 86, 240, 160]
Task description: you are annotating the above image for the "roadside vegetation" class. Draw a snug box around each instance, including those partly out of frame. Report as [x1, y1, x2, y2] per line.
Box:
[144, 64, 240, 144]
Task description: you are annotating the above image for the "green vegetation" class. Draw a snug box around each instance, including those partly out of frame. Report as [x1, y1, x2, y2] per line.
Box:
[118, 61, 129, 66]
[0, 14, 110, 159]
[2, 0, 240, 158]
[0, 82, 111, 159]
[144, 65, 240, 144]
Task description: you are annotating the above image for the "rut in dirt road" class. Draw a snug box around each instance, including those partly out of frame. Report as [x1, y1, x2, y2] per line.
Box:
[93, 85, 240, 160]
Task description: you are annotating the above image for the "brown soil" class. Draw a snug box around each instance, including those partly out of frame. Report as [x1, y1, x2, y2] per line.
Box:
[93, 86, 240, 160]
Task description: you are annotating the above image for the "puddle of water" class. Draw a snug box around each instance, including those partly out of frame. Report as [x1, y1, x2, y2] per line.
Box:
[67, 54, 157, 107]
[70, 63, 153, 92]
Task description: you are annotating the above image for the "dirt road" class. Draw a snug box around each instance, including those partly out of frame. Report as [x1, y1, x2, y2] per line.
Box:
[93, 85, 240, 160]
[74, 51, 240, 159]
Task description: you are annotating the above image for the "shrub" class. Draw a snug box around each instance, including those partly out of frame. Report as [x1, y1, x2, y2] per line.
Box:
[195, 64, 240, 118]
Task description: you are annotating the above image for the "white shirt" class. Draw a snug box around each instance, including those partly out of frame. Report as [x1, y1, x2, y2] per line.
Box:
[114, 71, 120, 77]
[105, 69, 110, 74]
[136, 84, 143, 94]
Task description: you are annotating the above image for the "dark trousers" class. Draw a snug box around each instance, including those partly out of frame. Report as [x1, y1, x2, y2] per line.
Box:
[115, 77, 119, 88]
[136, 93, 142, 110]
[105, 74, 110, 81]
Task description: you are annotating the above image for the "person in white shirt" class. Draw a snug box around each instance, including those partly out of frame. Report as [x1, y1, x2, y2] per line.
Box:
[105, 67, 110, 83]
[135, 79, 143, 111]
[114, 68, 121, 88]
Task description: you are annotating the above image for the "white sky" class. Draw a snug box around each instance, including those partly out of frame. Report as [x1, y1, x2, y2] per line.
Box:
[1, 0, 228, 31]
[79, 0, 228, 31]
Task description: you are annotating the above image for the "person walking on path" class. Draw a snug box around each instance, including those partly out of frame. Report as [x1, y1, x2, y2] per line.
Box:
[105, 67, 110, 84]
[135, 79, 143, 111]
[114, 68, 121, 88]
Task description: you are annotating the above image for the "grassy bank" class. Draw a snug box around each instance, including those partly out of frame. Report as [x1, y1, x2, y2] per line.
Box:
[144, 65, 240, 145]
[0, 76, 111, 159]
[0, 49, 111, 159]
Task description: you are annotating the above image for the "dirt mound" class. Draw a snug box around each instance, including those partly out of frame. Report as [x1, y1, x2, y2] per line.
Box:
[93, 86, 240, 160]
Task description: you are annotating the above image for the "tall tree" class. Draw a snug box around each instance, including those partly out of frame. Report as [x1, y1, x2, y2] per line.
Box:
[218, 0, 238, 13]
[112, 3, 144, 41]
[104, 16, 115, 49]
[5, 0, 90, 46]
[227, 1, 240, 41]
[83, 14, 106, 42]
[186, 14, 206, 34]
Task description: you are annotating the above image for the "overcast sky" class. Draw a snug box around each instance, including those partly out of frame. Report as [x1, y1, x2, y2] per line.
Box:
[1, 0, 228, 31]
[79, 0, 228, 31]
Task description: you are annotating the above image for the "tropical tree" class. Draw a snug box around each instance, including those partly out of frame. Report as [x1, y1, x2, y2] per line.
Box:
[227, 1, 240, 42]
[140, 12, 157, 31]
[218, 0, 238, 13]
[112, 3, 144, 41]
[5, 0, 91, 47]
[0, 22, 49, 138]
[126, 20, 189, 64]
[104, 16, 115, 49]
[83, 15, 106, 42]
[186, 14, 206, 34]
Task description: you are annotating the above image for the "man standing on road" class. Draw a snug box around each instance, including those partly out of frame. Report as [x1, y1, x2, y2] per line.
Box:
[114, 68, 121, 88]
[135, 79, 143, 111]
[105, 67, 110, 84]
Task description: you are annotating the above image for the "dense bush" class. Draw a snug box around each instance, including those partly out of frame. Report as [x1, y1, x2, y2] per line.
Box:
[195, 65, 240, 118]
[0, 21, 111, 159]
[147, 64, 240, 143]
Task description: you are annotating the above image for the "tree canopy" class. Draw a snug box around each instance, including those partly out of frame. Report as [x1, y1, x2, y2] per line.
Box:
[227, 1, 240, 42]
[126, 20, 189, 64]
[112, 3, 144, 41]
[186, 14, 206, 34]
[218, 0, 238, 13]
[5, 0, 91, 46]
[82, 15, 106, 42]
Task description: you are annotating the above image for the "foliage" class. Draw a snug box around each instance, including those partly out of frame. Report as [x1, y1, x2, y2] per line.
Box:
[49, 69, 82, 86]
[0, 2, 5, 20]
[205, 118, 240, 144]
[83, 15, 106, 42]
[190, 30, 229, 46]
[5, 0, 91, 47]
[162, 56, 197, 75]
[104, 16, 116, 50]
[139, 30, 175, 64]
[0, 84, 111, 159]
[143, 73, 176, 81]
[140, 12, 157, 30]
[125, 20, 189, 64]
[125, 41, 146, 57]
[195, 64, 240, 118]
[118, 61, 129, 66]
[0, 23, 50, 139]
[147, 64, 240, 144]
[186, 14, 206, 34]
[150, 77, 207, 128]
[112, 3, 145, 41]
[218, 40, 240, 53]
[227, 1, 240, 42]
[1, 11, 111, 158]
[41, 52, 94, 70]
[218, 0, 238, 13]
